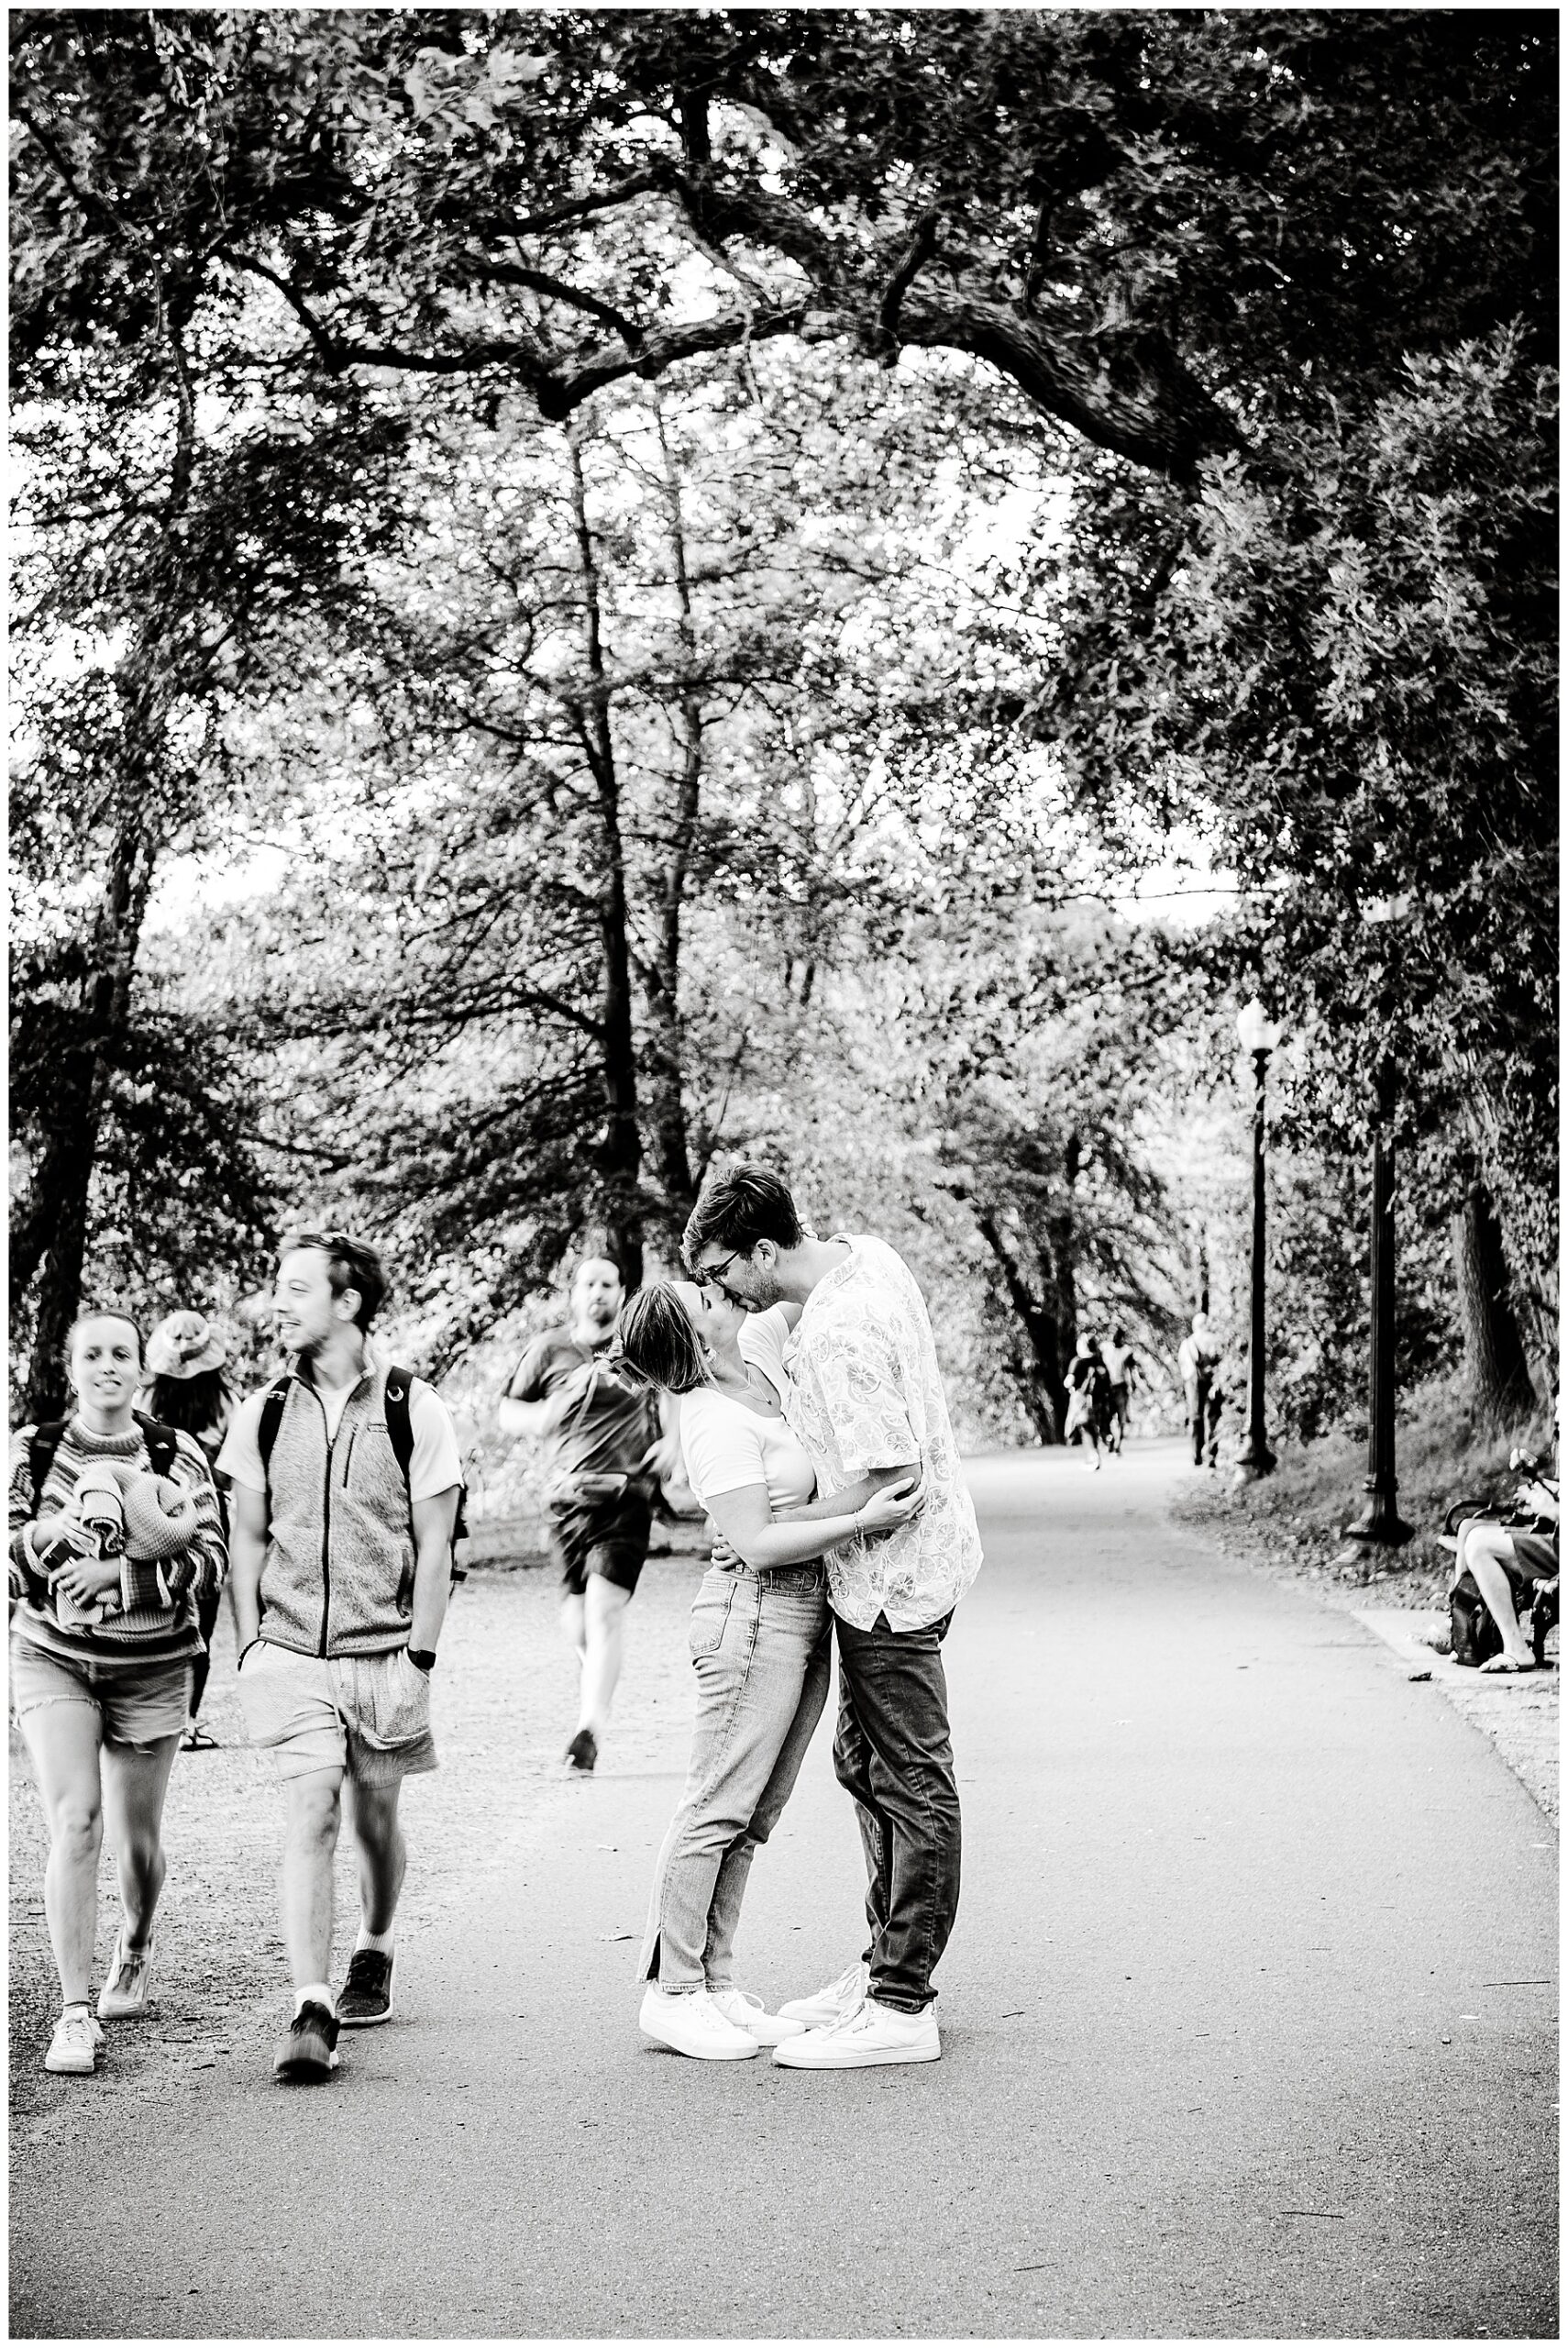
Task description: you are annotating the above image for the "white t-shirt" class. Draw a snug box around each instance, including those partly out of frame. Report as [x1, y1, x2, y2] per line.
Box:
[679, 1387, 816, 1515]
[218, 1352, 461, 1501]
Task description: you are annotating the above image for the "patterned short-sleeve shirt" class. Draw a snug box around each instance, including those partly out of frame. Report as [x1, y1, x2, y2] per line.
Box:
[784, 1235, 983, 1632]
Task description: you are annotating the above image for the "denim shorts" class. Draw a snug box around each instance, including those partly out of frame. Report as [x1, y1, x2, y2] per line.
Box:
[235, 1641, 436, 1787]
[10, 1632, 193, 1749]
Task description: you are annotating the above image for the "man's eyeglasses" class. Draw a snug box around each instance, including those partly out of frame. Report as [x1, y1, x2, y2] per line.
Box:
[696, 1250, 744, 1291]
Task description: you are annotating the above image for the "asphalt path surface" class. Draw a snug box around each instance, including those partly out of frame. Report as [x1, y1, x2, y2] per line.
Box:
[9, 1443, 1558, 2339]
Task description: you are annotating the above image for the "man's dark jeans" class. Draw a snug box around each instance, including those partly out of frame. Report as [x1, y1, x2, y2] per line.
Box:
[832, 1608, 960, 2014]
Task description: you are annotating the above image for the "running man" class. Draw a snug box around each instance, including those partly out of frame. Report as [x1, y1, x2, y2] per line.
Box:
[501, 1253, 669, 1773]
[685, 1164, 983, 2069]
[219, 1233, 462, 2084]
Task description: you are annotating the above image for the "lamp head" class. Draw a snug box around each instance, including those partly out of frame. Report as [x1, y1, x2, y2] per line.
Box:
[1236, 995, 1280, 1057]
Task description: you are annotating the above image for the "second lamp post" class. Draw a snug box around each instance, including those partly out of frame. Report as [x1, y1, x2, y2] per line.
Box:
[1233, 996, 1280, 1481]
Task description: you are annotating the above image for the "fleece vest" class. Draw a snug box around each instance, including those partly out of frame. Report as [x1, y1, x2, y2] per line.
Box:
[258, 1371, 416, 1657]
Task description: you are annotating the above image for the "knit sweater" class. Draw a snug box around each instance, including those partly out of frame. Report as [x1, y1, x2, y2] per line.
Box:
[8, 1417, 227, 1667]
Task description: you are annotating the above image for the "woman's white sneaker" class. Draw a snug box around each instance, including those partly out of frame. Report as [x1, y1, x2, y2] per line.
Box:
[708, 1987, 807, 2043]
[777, 1958, 870, 2029]
[44, 2007, 104, 2075]
[639, 1985, 759, 2060]
[773, 1997, 941, 2068]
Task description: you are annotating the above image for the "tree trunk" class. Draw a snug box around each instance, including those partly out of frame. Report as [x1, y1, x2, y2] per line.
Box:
[974, 1209, 1065, 1441]
[567, 417, 644, 1289]
[635, 390, 701, 1237]
[1452, 1176, 1537, 1423]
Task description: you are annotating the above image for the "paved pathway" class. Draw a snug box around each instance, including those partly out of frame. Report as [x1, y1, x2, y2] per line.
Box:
[9, 1443, 1557, 2338]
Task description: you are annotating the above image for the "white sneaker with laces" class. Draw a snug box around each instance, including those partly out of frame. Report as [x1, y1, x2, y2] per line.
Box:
[97, 1933, 155, 2020]
[708, 1987, 806, 2043]
[639, 1984, 760, 2060]
[772, 1996, 941, 2069]
[45, 2008, 103, 2075]
[777, 1957, 870, 2030]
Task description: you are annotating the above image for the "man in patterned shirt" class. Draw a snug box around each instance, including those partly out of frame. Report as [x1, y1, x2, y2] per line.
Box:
[684, 1164, 982, 2068]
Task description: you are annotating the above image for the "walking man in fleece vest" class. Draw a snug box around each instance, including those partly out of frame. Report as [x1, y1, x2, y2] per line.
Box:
[219, 1233, 461, 2084]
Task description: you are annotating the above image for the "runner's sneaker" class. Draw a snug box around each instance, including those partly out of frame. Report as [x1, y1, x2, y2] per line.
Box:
[97, 1933, 155, 2020]
[272, 1999, 340, 2084]
[709, 1987, 806, 2043]
[639, 1985, 760, 2061]
[565, 1727, 598, 1773]
[337, 1949, 394, 2027]
[44, 2007, 103, 2075]
[773, 1996, 941, 2069]
[778, 1957, 870, 2029]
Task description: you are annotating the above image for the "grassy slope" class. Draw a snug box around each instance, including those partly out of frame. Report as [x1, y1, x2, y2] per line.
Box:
[1169, 1370, 1555, 1612]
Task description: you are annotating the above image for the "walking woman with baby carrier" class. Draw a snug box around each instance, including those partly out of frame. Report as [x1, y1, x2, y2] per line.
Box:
[7, 1309, 227, 2074]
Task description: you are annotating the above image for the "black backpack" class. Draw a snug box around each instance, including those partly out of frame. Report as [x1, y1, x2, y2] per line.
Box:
[256, 1367, 468, 1584]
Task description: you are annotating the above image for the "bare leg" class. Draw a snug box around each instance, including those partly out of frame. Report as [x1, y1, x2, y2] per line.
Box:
[578, 1574, 632, 1737]
[349, 1779, 407, 1936]
[100, 1733, 182, 1951]
[1455, 1523, 1535, 1668]
[281, 1768, 344, 1991]
[18, 1700, 105, 2008]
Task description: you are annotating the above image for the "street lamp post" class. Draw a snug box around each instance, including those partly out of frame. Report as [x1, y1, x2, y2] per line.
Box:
[1233, 996, 1279, 1482]
[1343, 1063, 1414, 1546]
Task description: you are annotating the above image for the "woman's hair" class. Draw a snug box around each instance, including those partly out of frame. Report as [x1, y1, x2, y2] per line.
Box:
[681, 1163, 802, 1271]
[147, 1366, 233, 1434]
[617, 1282, 709, 1395]
[280, 1230, 388, 1331]
[67, 1307, 144, 1362]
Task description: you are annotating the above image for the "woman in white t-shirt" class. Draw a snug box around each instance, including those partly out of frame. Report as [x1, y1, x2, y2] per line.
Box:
[616, 1279, 920, 2063]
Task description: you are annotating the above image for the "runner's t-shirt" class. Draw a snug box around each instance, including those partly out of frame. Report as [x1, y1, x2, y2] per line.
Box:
[507, 1330, 656, 1484]
[1101, 1342, 1135, 1388]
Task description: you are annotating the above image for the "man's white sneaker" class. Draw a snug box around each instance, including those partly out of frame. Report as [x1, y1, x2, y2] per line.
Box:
[44, 2008, 103, 2075]
[97, 1933, 155, 2020]
[773, 1996, 941, 2069]
[708, 1987, 807, 2044]
[777, 1958, 870, 2030]
[639, 1985, 760, 2061]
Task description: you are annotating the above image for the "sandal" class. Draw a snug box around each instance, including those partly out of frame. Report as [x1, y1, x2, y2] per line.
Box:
[181, 1722, 221, 1751]
[1478, 1652, 1535, 1675]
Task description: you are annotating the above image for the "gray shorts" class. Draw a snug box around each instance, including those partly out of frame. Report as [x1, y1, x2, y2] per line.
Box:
[10, 1633, 193, 1748]
[235, 1641, 436, 1787]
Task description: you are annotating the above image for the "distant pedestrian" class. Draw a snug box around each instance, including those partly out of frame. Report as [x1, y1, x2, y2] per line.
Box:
[9, 1309, 226, 2075]
[1064, 1336, 1111, 1468]
[218, 1234, 462, 2084]
[500, 1253, 670, 1774]
[685, 1164, 982, 2070]
[1176, 1313, 1221, 1468]
[141, 1312, 235, 1750]
[1100, 1324, 1139, 1454]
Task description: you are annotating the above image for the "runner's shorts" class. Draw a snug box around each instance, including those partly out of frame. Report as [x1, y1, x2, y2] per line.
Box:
[236, 1641, 436, 1786]
[10, 1632, 193, 1747]
[549, 1488, 655, 1599]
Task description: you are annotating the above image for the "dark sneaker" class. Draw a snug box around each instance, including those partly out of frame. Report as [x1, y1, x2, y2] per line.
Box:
[272, 1999, 339, 2084]
[337, 1948, 394, 2028]
[565, 1727, 598, 1773]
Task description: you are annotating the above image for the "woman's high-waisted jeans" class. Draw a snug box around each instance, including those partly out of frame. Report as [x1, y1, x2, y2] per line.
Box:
[639, 1560, 831, 1991]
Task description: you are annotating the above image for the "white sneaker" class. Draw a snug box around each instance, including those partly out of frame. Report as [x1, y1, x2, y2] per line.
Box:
[777, 1957, 870, 2030]
[773, 1996, 941, 2069]
[44, 2008, 104, 2075]
[708, 1987, 807, 2044]
[97, 1933, 155, 2020]
[639, 1984, 760, 2061]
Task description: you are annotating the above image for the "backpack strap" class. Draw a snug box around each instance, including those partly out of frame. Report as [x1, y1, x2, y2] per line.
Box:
[132, 1411, 181, 1481]
[256, 1374, 293, 1499]
[28, 1420, 71, 1507]
[383, 1368, 416, 1488]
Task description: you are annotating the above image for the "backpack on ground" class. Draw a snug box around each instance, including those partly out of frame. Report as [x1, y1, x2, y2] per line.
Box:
[256, 1367, 468, 1585]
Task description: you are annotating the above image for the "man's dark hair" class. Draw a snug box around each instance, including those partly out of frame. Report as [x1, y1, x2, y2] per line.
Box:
[681, 1164, 802, 1271]
[282, 1231, 388, 1332]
